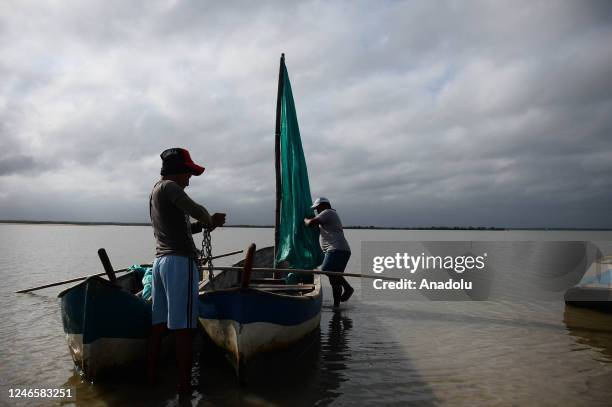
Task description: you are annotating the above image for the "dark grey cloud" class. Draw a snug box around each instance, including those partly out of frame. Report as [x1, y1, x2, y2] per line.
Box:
[0, 153, 58, 175]
[0, 155, 37, 175]
[0, 1, 611, 228]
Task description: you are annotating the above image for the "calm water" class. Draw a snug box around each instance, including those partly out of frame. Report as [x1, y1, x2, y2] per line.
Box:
[1, 225, 612, 406]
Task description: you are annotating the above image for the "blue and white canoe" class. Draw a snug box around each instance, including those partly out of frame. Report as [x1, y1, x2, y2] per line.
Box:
[198, 246, 322, 374]
[57, 269, 151, 379]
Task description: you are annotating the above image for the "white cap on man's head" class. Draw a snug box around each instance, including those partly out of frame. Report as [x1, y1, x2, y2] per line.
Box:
[311, 197, 330, 208]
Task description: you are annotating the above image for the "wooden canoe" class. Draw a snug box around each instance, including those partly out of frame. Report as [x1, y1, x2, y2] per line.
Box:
[57, 269, 152, 379]
[197, 246, 322, 376]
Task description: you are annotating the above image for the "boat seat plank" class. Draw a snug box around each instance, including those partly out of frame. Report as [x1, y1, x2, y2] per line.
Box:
[254, 287, 314, 293]
[249, 278, 287, 284]
[250, 284, 314, 289]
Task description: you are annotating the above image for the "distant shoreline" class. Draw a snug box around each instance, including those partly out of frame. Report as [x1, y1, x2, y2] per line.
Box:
[1, 220, 610, 231]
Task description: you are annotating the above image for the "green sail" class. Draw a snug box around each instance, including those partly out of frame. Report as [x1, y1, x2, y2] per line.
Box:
[275, 63, 324, 269]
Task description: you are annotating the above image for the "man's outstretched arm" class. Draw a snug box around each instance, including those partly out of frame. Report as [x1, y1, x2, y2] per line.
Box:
[175, 194, 226, 232]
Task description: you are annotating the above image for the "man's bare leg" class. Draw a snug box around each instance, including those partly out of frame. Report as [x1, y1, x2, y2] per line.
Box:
[148, 323, 168, 385]
[175, 329, 194, 392]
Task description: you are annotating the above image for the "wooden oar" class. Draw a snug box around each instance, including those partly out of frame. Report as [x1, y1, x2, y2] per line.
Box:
[211, 266, 402, 281]
[198, 249, 243, 264]
[15, 249, 245, 294]
[14, 267, 138, 294]
[98, 248, 117, 284]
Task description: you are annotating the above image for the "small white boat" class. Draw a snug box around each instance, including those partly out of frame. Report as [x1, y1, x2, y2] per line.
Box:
[565, 261, 612, 313]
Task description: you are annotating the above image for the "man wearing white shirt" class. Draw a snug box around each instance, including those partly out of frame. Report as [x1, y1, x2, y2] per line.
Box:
[304, 197, 354, 308]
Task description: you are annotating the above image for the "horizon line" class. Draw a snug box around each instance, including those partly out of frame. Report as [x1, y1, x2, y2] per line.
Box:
[0, 220, 610, 231]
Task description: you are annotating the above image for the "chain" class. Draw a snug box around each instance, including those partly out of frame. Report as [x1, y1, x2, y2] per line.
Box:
[200, 228, 214, 288]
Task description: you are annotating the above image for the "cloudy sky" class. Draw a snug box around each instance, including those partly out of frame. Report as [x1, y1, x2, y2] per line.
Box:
[1, 1, 611, 228]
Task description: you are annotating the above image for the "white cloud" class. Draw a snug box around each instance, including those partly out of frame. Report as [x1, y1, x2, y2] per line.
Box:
[1, 0, 611, 228]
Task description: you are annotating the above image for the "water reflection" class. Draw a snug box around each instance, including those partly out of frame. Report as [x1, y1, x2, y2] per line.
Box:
[191, 313, 347, 406]
[62, 311, 359, 405]
[563, 305, 612, 362]
[62, 360, 181, 406]
[62, 305, 440, 406]
[323, 310, 352, 371]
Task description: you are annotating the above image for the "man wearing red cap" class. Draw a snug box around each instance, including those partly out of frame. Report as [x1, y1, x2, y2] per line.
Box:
[147, 147, 226, 392]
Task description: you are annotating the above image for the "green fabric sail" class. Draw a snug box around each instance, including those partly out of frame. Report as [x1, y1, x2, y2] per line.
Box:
[275, 63, 324, 270]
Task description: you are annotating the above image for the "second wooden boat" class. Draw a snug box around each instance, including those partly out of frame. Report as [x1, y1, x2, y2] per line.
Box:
[58, 269, 151, 379]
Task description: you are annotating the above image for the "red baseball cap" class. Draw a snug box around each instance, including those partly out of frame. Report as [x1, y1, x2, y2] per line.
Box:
[160, 148, 205, 176]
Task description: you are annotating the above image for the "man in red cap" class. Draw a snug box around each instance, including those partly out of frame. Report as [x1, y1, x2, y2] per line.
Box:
[147, 147, 226, 392]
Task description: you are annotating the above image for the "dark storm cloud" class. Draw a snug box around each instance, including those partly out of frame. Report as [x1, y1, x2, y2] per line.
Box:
[0, 155, 38, 175]
[0, 1, 611, 228]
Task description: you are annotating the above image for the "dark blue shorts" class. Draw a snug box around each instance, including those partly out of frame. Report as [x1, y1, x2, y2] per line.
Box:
[321, 250, 351, 284]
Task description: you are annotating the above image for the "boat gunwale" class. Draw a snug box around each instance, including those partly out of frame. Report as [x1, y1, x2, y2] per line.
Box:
[199, 275, 321, 300]
[57, 273, 137, 298]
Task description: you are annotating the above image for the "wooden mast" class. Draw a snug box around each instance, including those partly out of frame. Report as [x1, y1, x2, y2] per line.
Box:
[274, 53, 285, 266]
